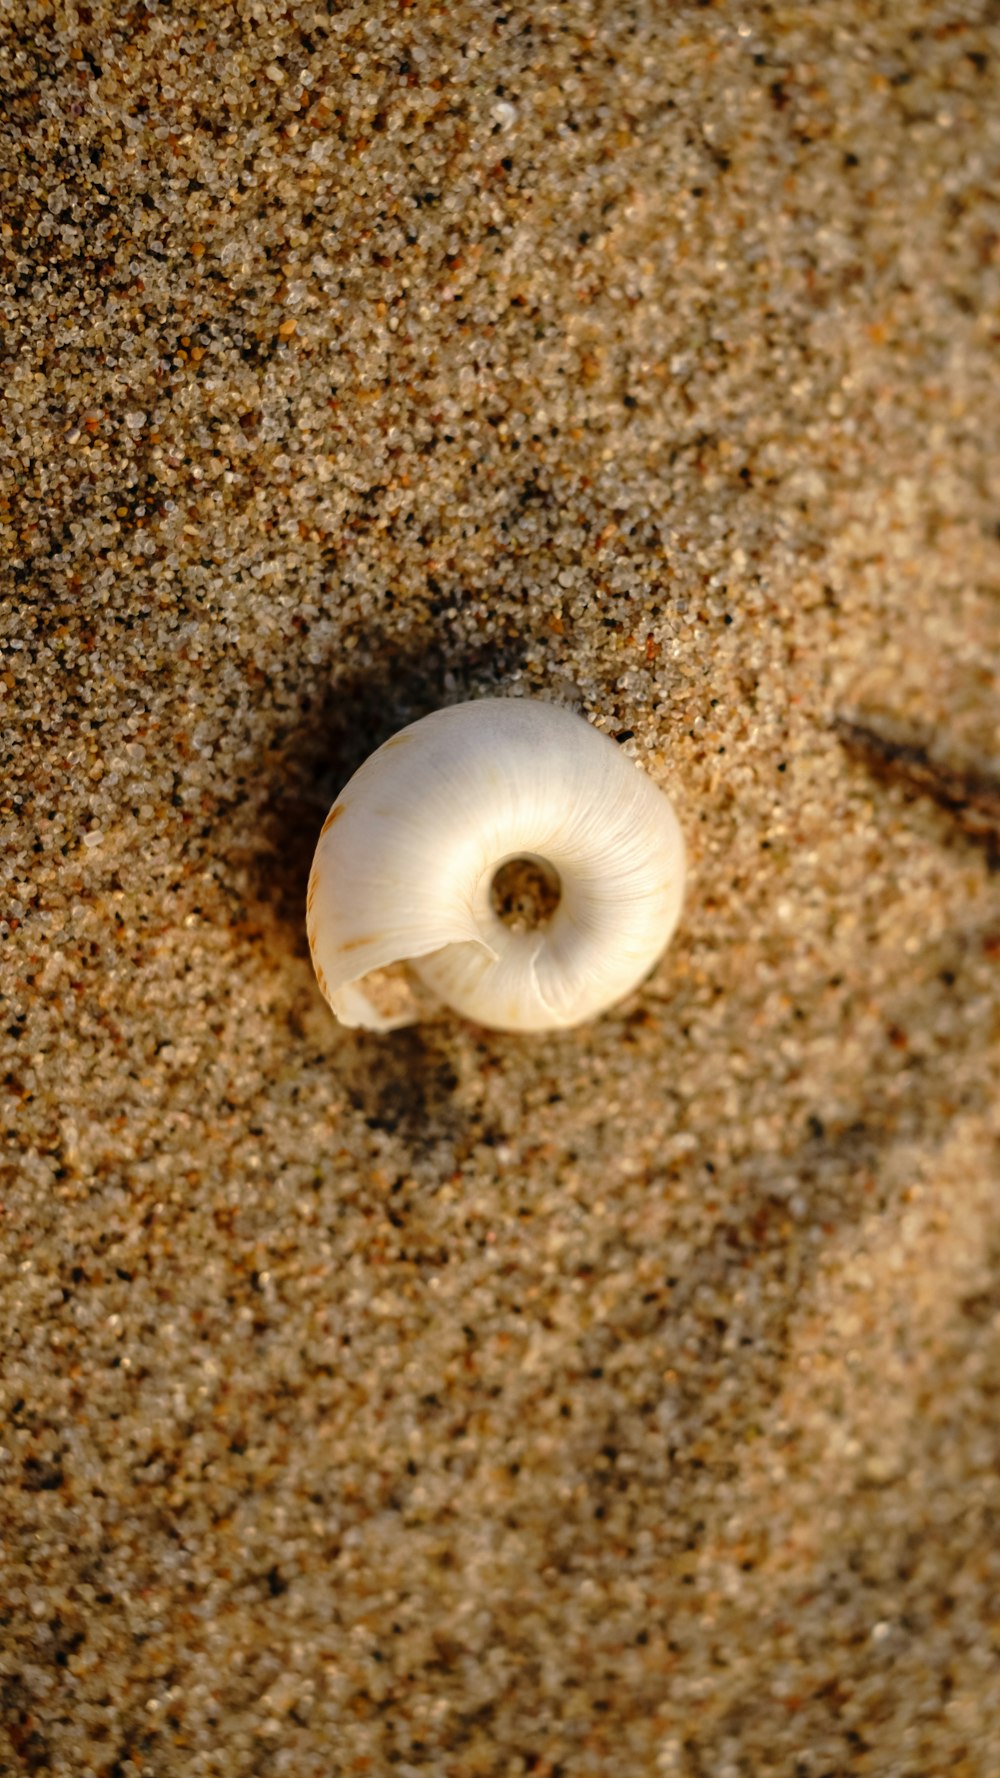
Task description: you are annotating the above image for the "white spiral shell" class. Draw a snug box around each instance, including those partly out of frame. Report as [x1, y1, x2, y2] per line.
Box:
[306, 698, 685, 1034]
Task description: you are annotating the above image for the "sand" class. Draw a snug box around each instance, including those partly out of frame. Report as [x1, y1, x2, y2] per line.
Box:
[2, 1, 999, 1773]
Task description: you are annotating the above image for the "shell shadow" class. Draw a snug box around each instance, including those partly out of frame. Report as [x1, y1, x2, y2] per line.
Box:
[216, 624, 535, 1152]
[338, 1025, 460, 1143]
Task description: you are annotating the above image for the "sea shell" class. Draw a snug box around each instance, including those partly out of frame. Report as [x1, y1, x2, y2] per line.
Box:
[306, 698, 686, 1034]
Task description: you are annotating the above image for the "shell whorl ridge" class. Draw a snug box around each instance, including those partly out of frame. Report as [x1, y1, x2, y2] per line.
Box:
[306, 698, 686, 1034]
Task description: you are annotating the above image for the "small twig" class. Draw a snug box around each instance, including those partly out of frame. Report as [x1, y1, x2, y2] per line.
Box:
[834, 715, 1000, 860]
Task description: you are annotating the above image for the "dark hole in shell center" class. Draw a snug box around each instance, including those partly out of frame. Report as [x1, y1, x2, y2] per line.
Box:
[490, 856, 562, 933]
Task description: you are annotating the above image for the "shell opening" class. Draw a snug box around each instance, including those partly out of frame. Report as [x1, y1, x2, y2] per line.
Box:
[488, 854, 562, 934]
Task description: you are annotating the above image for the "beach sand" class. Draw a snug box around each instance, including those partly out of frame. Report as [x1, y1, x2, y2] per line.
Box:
[2, 2, 999, 1772]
